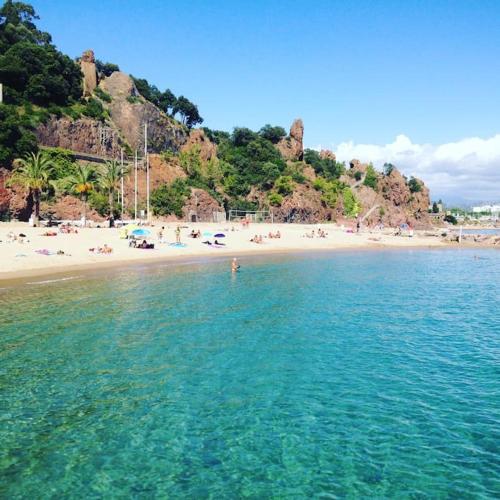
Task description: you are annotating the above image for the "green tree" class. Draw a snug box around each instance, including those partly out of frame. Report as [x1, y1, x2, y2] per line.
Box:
[172, 95, 203, 128]
[383, 163, 395, 176]
[0, 103, 37, 167]
[274, 175, 295, 196]
[231, 127, 258, 147]
[444, 214, 457, 225]
[432, 201, 439, 213]
[158, 89, 176, 116]
[363, 163, 378, 189]
[342, 187, 360, 217]
[151, 179, 190, 217]
[98, 160, 125, 220]
[313, 177, 344, 208]
[267, 191, 283, 206]
[259, 124, 286, 144]
[179, 145, 202, 179]
[131, 77, 162, 106]
[82, 97, 106, 121]
[8, 150, 53, 224]
[0, 2, 82, 106]
[62, 163, 95, 225]
[408, 176, 422, 193]
[304, 148, 345, 179]
[95, 60, 119, 78]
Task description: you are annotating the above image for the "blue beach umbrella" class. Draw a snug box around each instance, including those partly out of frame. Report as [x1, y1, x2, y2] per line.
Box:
[214, 233, 225, 238]
[131, 228, 151, 237]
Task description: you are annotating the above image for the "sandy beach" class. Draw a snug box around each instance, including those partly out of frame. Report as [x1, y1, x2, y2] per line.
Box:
[0, 221, 449, 283]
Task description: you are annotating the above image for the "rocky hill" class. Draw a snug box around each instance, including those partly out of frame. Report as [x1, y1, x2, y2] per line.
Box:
[0, 2, 433, 227]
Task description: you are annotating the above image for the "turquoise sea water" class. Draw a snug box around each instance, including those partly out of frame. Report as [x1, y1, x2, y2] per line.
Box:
[1, 249, 499, 498]
[461, 229, 500, 235]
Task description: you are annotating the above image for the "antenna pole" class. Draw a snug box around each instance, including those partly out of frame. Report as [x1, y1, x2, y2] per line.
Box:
[145, 123, 150, 223]
[134, 150, 138, 221]
[120, 149, 124, 222]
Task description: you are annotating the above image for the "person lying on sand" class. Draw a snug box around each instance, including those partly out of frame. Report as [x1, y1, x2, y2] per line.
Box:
[42, 231, 57, 236]
[137, 240, 155, 249]
[89, 244, 113, 254]
[214, 239, 225, 246]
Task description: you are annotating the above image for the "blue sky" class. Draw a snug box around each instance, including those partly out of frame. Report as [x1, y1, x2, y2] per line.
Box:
[31, 0, 500, 202]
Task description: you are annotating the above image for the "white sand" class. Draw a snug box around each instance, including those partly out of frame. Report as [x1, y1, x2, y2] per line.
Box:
[0, 221, 446, 282]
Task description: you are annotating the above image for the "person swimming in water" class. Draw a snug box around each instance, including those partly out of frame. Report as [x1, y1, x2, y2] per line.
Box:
[231, 258, 240, 273]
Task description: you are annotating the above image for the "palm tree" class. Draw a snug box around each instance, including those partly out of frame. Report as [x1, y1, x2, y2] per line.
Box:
[98, 160, 126, 225]
[8, 151, 54, 225]
[64, 164, 95, 227]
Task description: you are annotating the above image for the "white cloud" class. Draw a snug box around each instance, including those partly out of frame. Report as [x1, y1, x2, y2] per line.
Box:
[321, 134, 500, 204]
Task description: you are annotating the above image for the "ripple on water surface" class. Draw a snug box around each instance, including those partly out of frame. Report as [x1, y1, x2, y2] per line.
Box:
[0, 249, 499, 498]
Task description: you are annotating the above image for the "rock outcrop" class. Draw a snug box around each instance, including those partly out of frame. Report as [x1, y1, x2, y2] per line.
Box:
[320, 150, 336, 161]
[36, 117, 122, 158]
[0, 168, 33, 220]
[181, 129, 217, 162]
[355, 168, 431, 228]
[276, 119, 304, 161]
[80, 50, 97, 97]
[40, 195, 104, 221]
[100, 72, 188, 153]
[183, 188, 223, 222]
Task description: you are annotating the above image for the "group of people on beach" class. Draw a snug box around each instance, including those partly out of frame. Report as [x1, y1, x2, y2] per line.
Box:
[89, 244, 113, 254]
[304, 229, 328, 238]
[5, 231, 28, 244]
[250, 234, 264, 244]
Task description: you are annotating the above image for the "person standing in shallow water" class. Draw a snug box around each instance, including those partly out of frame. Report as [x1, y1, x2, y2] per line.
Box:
[231, 258, 240, 273]
[175, 226, 181, 244]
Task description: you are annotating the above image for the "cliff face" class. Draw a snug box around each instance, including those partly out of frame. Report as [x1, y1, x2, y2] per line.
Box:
[100, 72, 187, 153]
[35, 57, 188, 158]
[181, 129, 217, 162]
[350, 166, 431, 228]
[36, 116, 122, 157]
[377, 169, 431, 228]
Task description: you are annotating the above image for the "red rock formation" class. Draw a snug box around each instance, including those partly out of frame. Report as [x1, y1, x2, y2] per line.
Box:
[359, 168, 432, 228]
[81, 50, 97, 97]
[276, 119, 304, 160]
[40, 195, 104, 221]
[181, 129, 217, 162]
[0, 168, 31, 220]
[100, 72, 187, 153]
[36, 117, 122, 158]
[182, 188, 223, 222]
[320, 150, 336, 161]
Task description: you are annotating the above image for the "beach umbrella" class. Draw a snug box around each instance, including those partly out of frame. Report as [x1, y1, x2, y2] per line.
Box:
[214, 233, 225, 238]
[131, 228, 151, 237]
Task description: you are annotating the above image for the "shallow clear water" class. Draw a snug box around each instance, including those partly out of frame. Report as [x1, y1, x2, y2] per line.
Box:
[460, 228, 500, 235]
[1, 249, 499, 498]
